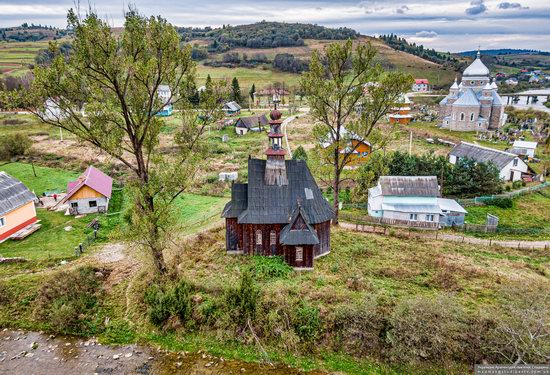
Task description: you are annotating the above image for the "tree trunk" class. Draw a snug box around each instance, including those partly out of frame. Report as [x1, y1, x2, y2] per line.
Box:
[332, 164, 340, 225]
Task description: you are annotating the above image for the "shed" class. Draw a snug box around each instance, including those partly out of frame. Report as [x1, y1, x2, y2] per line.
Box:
[223, 101, 242, 116]
[234, 114, 269, 135]
[437, 198, 467, 227]
[510, 140, 537, 158]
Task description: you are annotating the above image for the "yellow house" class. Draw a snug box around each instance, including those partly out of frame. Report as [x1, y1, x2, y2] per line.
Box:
[0, 172, 39, 243]
[58, 166, 113, 215]
[320, 127, 372, 167]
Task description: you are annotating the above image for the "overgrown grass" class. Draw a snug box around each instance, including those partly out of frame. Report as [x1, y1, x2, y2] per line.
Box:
[0, 161, 78, 195]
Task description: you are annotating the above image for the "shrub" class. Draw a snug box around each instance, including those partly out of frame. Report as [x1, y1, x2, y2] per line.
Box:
[251, 256, 293, 280]
[486, 197, 513, 209]
[512, 180, 523, 189]
[33, 266, 102, 334]
[292, 303, 322, 344]
[144, 280, 194, 328]
[387, 295, 469, 363]
[0, 133, 32, 160]
[225, 271, 260, 327]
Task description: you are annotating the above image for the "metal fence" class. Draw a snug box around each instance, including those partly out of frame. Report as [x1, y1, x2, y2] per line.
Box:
[74, 219, 101, 257]
[457, 182, 549, 207]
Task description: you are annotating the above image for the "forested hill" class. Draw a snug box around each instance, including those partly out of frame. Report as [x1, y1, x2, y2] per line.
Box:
[378, 34, 461, 69]
[0, 24, 70, 42]
[178, 22, 358, 52]
[459, 49, 550, 57]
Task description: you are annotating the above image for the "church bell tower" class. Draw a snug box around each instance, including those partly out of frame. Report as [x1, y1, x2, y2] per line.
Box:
[264, 108, 288, 186]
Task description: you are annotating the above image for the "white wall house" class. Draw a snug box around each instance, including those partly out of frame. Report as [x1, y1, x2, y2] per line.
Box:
[368, 176, 466, 227]
[449, 142, 529, 182]
[412, 79, 430, 92]
[511, 140, 537, 159]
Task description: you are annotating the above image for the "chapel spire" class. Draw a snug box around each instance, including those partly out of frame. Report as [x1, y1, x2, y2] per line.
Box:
[264, 106, 288, 186]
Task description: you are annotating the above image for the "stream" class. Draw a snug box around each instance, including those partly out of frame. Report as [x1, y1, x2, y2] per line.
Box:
[0, 329, 325, 374]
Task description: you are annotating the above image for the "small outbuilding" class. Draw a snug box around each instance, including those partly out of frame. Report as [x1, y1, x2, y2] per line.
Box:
[223, 101, 242, 116]
[510, 140, 537, 159]
[59, 166, 113, 215]
[156, 85, 173, 117]
[0, 172, 39, 242]
[234, 114, 269, 135]
[437, 198, 467, 227]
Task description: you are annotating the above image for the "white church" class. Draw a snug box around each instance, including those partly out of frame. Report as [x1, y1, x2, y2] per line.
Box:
[439, 50, 506, 132]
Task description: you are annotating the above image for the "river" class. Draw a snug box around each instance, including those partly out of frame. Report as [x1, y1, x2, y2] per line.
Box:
[0, 329, 324, 374]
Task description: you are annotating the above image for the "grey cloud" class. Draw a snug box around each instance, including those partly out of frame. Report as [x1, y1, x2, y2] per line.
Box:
[466, 0, 487, 15]
[415, 30, 438, 38]
[498, 2, 529, 10]
[395, 5, 410, 14]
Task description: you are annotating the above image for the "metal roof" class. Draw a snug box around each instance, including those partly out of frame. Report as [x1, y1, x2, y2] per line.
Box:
[449, 142, 516, 170]
[0, 172, 37, 216]
[224, 101, 242, 111]
[378, 176, 440, 197]
[61, 166, 113, 204]
[513, 141, 537, 149]
[453, 89, 480, 107]
[235, 114, 269, 129]
[222, 159, 334, 225]
[437, 198, 467, 214]
[463, 56, 490, 77]
[381, 203, 442, 214]
[279, 206, 320, 246]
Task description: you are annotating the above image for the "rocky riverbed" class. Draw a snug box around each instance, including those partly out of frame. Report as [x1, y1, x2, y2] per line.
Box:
[0, 329, 323, 374]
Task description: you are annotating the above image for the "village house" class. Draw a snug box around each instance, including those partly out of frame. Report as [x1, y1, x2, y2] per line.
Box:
[389, 94, 412, 125]
[0, 172, 40, 242]
[59, 166, 113, 215]
[505, 78, 518, 86]
[510, 140, 538, 159]
[156, 85, 173, 117]
[234, 114, 269, 135]
[367, 176, 467, 228]
[449, 142, 530, 182]
[320, 127, 371, 166]
[222, 109, 334, 270]
[439, 50, 506, 131]
[223, 101, 242, 116]
[412, 79, 430, 92]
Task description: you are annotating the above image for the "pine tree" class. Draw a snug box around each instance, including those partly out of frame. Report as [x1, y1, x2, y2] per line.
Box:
[231, 77, 242, 104]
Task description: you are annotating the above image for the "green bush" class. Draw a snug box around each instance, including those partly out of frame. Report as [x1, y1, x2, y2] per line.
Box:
[512, 180, 523, 189]
[33, 266, 102, 334]
[486, 197, 513, 209]
[144, 280, 193, 328]
[293, 303, 322, 344]
[0, 133, 32, 160]
[251, 256, 293, 280]
[225, 271, 260, 327]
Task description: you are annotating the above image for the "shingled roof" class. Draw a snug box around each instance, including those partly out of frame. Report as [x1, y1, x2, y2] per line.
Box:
[222, 159, 334, 225]
[450, 142, 516, 170]
[235, 115, 269, 129]
[0, 172, 37, 216]
[378, 176, 440, 197]
[279, 206, 320, 246]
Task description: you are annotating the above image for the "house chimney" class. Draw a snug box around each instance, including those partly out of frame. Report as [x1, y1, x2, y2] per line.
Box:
[264, 108, 288, 185]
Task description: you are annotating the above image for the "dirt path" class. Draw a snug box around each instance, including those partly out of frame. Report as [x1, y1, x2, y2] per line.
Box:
[340, 221, 550, 249]
[282, 108, 310, 157]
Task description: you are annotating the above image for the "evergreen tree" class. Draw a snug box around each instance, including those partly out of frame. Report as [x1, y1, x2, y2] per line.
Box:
[249, 83, 256, 104]
[292, 145, 308, 161]
[231, 77, 243, 104]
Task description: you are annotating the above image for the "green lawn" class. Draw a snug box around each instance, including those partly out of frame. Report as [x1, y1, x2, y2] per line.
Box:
[175, 193, 228, 236]
[0, 114, 63, 138]
[465, 189, 550, 229]
[0, 162, 78, 195]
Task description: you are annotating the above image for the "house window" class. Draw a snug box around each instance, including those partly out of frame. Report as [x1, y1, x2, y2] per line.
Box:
[296, 247, 303, 262]
[460, 113, 465, 121]
[426, 214, 435, 222]
[256, 230, 262, 245]
[71, 202, 78, 208]
[89, 200, 97, 208]
[470, 113, 475, 121]
[0, 217, 5, 227]
[270, 230, 276, 246]
[409, 213, 418, 221]
[362, 151, 369, 157]
[513, 158, 518, 167]
[470, 81, 475, 85]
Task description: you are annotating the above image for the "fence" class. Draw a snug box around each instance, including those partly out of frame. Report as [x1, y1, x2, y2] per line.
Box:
[339, 212, 439, 230]
[457, 182, 549, 207]
[74, 219, 100, 257]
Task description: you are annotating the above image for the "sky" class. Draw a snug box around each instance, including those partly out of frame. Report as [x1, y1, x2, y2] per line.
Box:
[0, 0, 549, 52]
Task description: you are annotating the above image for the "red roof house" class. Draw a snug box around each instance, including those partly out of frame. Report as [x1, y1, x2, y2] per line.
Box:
[60, 166, 113, 215]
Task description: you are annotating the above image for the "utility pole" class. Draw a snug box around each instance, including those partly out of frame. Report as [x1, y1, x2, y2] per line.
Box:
[409, 131, 413, 156]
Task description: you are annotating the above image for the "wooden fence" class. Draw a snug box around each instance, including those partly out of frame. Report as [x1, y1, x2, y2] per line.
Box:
[339, 212, 439, 230]
[457, 181, 549, 207]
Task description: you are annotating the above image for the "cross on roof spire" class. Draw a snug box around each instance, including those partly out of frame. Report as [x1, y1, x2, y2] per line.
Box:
[477, 46, 481, 58]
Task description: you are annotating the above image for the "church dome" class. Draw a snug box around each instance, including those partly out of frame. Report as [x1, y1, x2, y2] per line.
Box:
[463, 51, 490, 77]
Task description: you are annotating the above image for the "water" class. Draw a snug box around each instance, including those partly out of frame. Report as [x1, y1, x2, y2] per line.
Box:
[0, 329, 324, 374]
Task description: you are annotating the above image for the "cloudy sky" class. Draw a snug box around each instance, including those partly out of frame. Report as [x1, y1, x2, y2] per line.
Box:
[0, 0, 549, 52]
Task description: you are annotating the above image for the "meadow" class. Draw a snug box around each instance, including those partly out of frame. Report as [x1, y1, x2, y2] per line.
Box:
[0, 41, 45, 76]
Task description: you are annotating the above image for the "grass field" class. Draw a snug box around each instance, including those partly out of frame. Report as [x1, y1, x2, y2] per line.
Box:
[175, 193, 228, 236]
[465, 189, 550, 229]
[0, 40, 46, 76]
[0, 162, 78, 195]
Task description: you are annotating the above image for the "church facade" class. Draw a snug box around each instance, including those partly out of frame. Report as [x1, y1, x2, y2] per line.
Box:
[222, 109, 334, 270]
[439, 50, 506, 132]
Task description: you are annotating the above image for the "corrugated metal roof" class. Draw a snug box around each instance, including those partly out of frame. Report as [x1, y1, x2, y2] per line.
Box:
[449, 142, 516, 170]
[381, 203, 442, 214]
[223, 159, 334, 225]
[0, 172, 37, 216]
[235, 114, 269, 129]
[378, 176, 440, 197]
[61, 166, 113, 204]
[513, 141, 537, 149]
[437, 198, 467, 214]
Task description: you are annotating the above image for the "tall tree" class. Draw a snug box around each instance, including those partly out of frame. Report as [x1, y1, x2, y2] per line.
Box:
[249, 83, 256, 108]
[231, 77, 243, 104]
[10, 9, 226, 273]
[300, 40, 412, 223]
